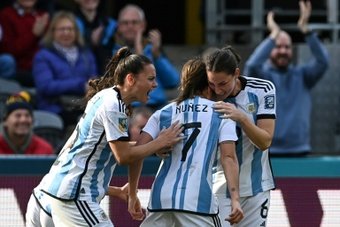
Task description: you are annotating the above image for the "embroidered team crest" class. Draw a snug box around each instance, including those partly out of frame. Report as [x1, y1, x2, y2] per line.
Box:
[100, 211, 108, 220]
[264, 95, 275, 109]
[118, 118, 128, 132]
[246, 103, 256, 113]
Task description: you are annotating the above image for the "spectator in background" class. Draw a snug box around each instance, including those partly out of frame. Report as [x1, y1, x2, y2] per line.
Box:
[243, 1, 329, 157]
[114, 4, 180, 110]
[33, 11, 97, 128]
[0, 54, 16, 79]
[0, 91, 54, 155]
[0, 0, 49, 87]
[74, 0, 117, 74]
[0, 25, 16, 79]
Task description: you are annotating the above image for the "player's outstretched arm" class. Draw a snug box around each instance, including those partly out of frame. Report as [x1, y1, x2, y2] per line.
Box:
[106, 183, 129, 202]
[109, 121, 184, 165]
[127, 131, 154, 220]
[220, 141, 244, 224]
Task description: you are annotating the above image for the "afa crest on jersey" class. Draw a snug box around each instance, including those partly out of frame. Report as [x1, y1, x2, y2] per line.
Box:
[118, 118, 128, 132]
[246, 103, 256, 113]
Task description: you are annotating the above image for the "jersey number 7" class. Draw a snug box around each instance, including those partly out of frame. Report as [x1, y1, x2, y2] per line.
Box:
[181, 122, 201, 162]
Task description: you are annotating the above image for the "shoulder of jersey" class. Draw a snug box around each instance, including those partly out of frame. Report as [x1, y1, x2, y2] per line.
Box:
[244, 76, 275, 93]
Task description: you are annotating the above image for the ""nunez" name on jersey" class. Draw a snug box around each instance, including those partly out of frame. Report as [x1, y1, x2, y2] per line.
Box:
[176, 104, 208, 114]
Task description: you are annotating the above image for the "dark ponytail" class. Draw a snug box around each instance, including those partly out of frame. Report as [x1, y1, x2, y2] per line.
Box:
[85, 47, 135, 101]
[204, 45, 241, 75]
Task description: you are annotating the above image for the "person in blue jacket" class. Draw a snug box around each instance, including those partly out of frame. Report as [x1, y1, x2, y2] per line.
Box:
[74, 0, 117, 74]
[0, 54, 16, 79]
[113, 4, 180, 110]
[33, 11, 97, 128]
[243, 1, 329, 157]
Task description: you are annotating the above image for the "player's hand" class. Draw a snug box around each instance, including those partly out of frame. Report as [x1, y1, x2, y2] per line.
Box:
[213, 101, 246, 123]
[298, 0, 311, 33]
[117, 183, 129, 202]
[128, 193, 144, 220]
[155, 149, 171, 159]
[226, 200, 244, 225]
[157, 121, 184, 151]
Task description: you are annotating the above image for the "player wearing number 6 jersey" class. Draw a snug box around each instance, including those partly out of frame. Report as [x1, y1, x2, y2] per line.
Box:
[204, 46, 276, 227]
[129, 57, 244, 226]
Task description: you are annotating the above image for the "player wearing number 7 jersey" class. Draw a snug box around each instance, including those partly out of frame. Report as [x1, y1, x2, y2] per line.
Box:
[129, 57, 244, 226]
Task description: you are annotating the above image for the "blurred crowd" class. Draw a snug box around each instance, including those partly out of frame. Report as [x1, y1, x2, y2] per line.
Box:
[0, 0, 333, 158]
[0, 0, 180, 154]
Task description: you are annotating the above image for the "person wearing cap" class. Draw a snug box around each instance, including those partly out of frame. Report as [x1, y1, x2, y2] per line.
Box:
[0, 91, 54, 155]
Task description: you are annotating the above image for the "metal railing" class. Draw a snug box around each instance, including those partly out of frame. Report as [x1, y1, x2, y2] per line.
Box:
[205, 0, 340, 45]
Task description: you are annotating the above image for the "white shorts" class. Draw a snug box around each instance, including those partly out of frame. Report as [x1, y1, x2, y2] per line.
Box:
[215, 191, 270, 227]
[49, 195, 113, 227]
[140, 210, 222, 227]
[25, 192, 54, 227]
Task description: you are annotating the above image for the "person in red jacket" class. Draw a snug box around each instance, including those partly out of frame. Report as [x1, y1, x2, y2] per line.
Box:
[0, 0, 49, 87]
[0, 91, 54, 155]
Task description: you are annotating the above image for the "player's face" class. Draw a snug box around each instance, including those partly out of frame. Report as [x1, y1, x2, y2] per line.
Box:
[133, 64, 157, 103]
[207, 71, 237, 100]
[270, 33, 292, 69]
[4, 109, 33, 137]
[53, 18, 77, 48]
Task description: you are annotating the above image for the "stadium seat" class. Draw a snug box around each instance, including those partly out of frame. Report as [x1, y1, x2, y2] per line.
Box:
[33, 110, 65, 153]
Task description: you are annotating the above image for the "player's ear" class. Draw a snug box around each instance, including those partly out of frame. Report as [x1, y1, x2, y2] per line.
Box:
[234, 68, 240, 77]
[126, 73, 136, 86]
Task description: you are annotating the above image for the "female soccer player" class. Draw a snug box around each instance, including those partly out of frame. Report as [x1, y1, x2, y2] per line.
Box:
[26, 46, 183, 227]
[129, 57, 244, 226]
[205, 46, 276, 227]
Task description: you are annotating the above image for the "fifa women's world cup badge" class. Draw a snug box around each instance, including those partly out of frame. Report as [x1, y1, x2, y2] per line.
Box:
[118, 118, 128, 132]
[264, 95, 275, 109]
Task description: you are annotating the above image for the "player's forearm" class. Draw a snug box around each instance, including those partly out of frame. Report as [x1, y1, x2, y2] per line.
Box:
[106, 186, 121, 196]
[128, 139, 165, 162]
[115, 140, 164, 165]
[128, 159, 143, 195]
[222, 156, 240, 202]
[239, 117, 273, 151]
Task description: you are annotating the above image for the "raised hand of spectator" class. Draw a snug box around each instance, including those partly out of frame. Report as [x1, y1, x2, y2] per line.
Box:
[134, 28, 144, 55]
[32, 13, 49, 37]
[298, 0, 312, 34]
[148, 29, 162, 58]
[91, 25, 104, 46]
[267, 11, 280, 39]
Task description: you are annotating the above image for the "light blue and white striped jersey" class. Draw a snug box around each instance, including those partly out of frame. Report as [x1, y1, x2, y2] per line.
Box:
[38, 87, 129, 203]
[214, 76, 276, 197]
[143, 96, 237, 215]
